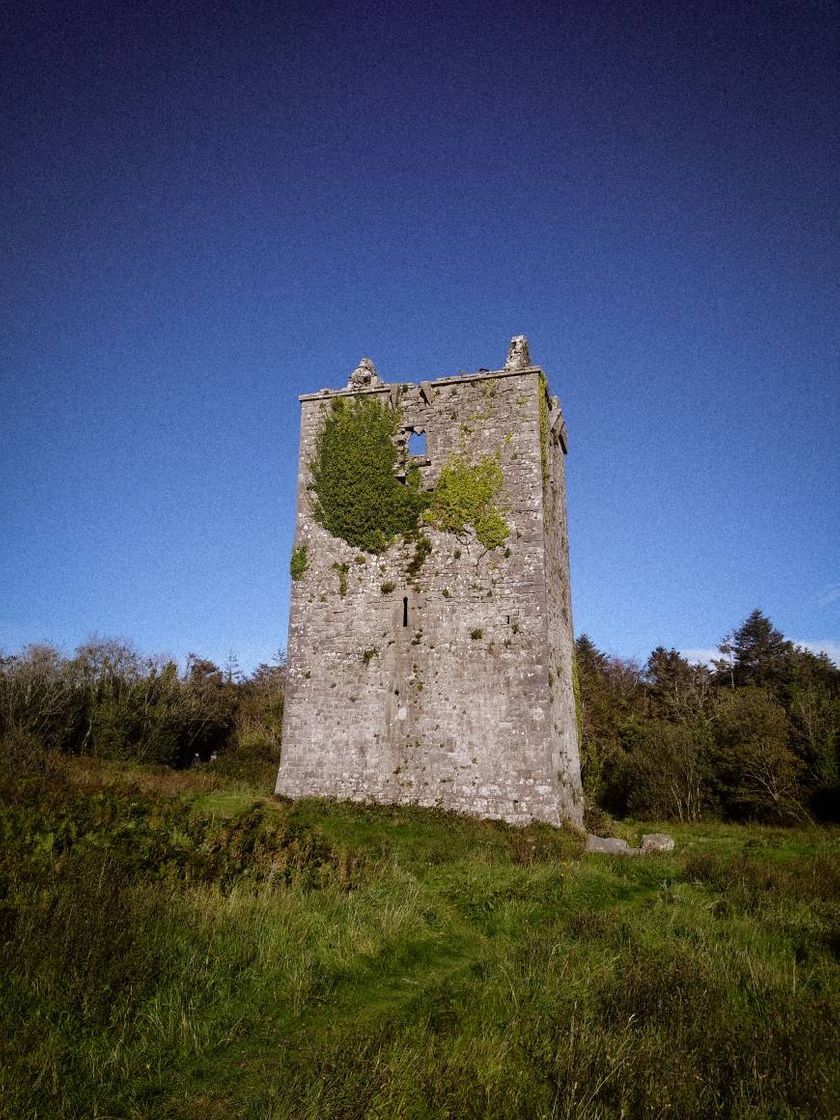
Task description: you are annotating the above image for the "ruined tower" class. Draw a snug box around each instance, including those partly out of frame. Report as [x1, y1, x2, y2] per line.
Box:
[276, 337, 583, 828]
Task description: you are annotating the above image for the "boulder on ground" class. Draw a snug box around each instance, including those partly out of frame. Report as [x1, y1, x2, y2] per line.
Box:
[585, 834, 632, 855]
[585, 832, 676, 856]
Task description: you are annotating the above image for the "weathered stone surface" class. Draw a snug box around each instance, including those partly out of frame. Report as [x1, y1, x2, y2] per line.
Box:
[277, 338, 583, 828]
[585, 834, 632, 855]
[347, 357, 383, 389]
[585, 833, 676, 856]
[504, 335, 532, 370]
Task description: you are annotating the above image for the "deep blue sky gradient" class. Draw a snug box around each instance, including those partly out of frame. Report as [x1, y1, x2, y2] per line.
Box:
[2, 0, 838, 670]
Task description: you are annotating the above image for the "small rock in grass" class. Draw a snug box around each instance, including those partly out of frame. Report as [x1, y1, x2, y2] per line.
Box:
[641, 833, 675, 854]
[585, 834, 632, 855]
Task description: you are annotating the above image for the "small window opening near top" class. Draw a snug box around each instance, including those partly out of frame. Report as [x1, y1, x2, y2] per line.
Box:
[408, 430, 427, 457]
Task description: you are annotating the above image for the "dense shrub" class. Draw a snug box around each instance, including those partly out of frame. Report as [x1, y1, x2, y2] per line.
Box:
[0, 642, 284, 773]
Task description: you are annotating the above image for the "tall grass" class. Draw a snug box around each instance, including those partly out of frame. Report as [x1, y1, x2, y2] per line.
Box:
[1, 742, 837, 1118]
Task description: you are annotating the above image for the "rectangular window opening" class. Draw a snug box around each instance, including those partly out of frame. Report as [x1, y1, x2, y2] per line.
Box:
[402, 597, 408, 627]
[408, 430, 427, 457]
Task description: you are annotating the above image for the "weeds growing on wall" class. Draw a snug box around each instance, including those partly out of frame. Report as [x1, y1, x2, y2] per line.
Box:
[425, 454, 509, 550]
[406, 534, 432, 580]
[310, 397, 429, 553]
[289, 545, 308, 580]
[333, 562, 350, 597]
[538, 372, 550, 485]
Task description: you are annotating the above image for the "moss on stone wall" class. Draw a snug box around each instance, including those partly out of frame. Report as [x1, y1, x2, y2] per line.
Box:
[538, 372, 549, 485]
[333, 562, 350, 597]
[424, 454, 508, 551]
[290, 545, 308, 581]
[310, 396, 429, 553]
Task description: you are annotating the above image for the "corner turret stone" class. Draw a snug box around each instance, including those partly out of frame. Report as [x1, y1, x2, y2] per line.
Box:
[347, 357, 383, 389]
[504, 335, 531, 370]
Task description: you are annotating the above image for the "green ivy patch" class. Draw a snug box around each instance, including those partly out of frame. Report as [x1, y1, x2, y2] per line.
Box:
[310, 396, 429, 553]
[290, 545, 309, 581]
[424, 454, 509, 551]
[310, 396, 509, 561]
[333, 562, 350, 597]
[538, 372, 549, 485]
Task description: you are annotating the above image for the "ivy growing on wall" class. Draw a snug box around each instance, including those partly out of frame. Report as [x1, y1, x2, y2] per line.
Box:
[289, 545, 309, 581]
[424, 454, 508, 551]
[310, 396, 509, 557]
[538, 372, 550, 485]
[310, 397, 429, 553]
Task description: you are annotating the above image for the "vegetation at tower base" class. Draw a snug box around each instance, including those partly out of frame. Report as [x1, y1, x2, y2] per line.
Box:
[0, 613, 838, 1115]
[424, 453, 509, 550]
[1, 609, 836, 823]
[289, 544, 308, 581]
[309, 395, 429, 553]
[0, 740, 837, 1119]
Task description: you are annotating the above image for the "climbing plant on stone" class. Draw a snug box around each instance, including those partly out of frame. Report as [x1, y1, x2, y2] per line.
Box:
[310, 396, 429, 553]
[424, 454, 509, 550]
[538, 372, 550, 485]
[289, 544, 309, 580]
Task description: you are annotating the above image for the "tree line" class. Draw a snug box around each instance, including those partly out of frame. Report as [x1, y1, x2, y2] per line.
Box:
[2, 609, 837, 823]
[577, 610, 840, 823]
[0, 640, 285, 776]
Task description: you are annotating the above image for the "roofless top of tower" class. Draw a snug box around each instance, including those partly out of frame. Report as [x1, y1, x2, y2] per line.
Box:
[337, 337, 535, 394]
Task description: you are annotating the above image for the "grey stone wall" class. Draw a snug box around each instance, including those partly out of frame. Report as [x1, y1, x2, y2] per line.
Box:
[276, 354, 583, 828]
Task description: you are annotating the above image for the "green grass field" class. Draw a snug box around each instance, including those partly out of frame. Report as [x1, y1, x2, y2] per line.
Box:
[1, 752, 838, 1119]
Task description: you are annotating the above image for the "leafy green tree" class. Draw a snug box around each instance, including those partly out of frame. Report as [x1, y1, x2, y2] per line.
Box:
[0, 644, 82, 752]
[574, 635, 645, 814]
[626, 718, 712, 821]
[712, 687, 805, 821]
[783, 647, 840, 817]
[715, 610, 793, 691]
[181, 655, 238, 762]
[644, 647, 714, 722]
[238, 660, 286, 749]
[66, 640, 184, 764]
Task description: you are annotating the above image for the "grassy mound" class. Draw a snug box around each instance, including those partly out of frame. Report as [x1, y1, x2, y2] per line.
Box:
[1, 746, 838, 1118]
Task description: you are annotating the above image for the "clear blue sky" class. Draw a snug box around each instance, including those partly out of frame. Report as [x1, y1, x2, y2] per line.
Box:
[2, 0, 838, 672]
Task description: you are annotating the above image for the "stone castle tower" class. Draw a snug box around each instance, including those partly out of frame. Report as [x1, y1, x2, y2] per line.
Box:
[276, 337, 583, 828]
